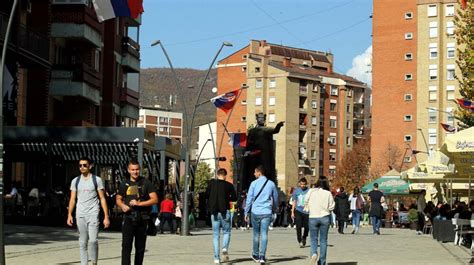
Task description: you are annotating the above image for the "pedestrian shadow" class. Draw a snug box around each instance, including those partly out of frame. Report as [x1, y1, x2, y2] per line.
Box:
[327, 262, 357, 265]
[229, 255, 306, 264]
[56, 255, 122, 264]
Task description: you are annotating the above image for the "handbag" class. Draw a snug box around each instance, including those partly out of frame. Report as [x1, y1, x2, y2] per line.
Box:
[303, 188, 315, 212]
[248, 179, 270, 215]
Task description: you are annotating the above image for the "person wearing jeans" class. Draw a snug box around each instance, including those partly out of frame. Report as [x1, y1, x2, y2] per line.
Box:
[291, 178, 310, 247]
[206, 168, 236, 264]
[305, 177, 335, 265]
[245, 166, 279, 263]
[348, 187, 365, 234]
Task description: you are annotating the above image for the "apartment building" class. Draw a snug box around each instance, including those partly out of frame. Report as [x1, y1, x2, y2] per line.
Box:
[372, 0, 460, 175]
[138, 106, 183, 142]
[217, 40, 370, 193]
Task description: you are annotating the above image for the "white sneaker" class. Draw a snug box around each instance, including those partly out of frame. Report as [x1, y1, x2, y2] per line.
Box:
[222, 248, 229, 262]
[269, 225, 273, 230]
[214, 259, 220, 264]
[310, 254, 319, 265]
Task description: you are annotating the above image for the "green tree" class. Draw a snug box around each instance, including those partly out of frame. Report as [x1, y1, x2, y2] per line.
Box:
[194, 162, 213, 194]
[454, 0, 474, 128]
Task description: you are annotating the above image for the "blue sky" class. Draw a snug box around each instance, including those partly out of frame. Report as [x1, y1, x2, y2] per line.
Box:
[139, 0, 373, 83]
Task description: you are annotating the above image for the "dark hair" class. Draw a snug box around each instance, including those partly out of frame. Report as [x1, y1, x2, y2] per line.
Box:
[79, 156, 92, 165]
[299, 177, 307, 184]
[128, 159, 140, 166]
[353, 187, 360, 195]
[255, 165, 265, 175]
[339, 187, 345, 193]
[316, 176, 330, 191]
[373, 183, 379, 188]
[217, 168, 227, 176]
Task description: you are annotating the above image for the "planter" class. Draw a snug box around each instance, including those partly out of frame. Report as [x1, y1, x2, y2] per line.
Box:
[384, 221, 393, 228]
[409, 221, 418, 230]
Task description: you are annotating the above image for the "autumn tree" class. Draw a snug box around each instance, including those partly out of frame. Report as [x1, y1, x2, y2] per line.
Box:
[333, 138, 370, 192]
[454, 0, 474, 128]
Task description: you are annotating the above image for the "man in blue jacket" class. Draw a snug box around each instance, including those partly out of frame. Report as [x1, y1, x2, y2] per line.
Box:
[245, 165, 278, 263]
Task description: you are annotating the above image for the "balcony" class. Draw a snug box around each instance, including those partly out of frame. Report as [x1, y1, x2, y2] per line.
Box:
[51, 63, 102, 104]
[122, 37, 140, 58]
[122, 37, 140, 73]
[120, 86, 139, 107]
[0, 13, 50, 68]
[354, 112, 364, 120]
[51, 4, 102, 47]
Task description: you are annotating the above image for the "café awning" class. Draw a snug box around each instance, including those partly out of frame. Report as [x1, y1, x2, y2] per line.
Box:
[362, 170, 410, 195]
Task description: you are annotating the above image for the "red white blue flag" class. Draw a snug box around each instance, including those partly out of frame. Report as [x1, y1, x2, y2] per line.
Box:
[440, 123, 456, 133]
[92, 0, 144, 22]
[211, 89, 239, 114]
[228, 133, 247, 148]
[456, 98, 474, 111]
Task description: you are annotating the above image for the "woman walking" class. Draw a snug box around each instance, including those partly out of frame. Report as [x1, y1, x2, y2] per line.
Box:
[334, 187, 350, 234]
[348, 187, 365, 234]
[305, 177, 335, 265]
[159, 193, 175, 234]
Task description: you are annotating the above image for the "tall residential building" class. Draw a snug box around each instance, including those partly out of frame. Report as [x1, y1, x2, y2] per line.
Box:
[372, 0, 460, 175]
[217, 40, 370, 193]
[138, 106, 183, 142]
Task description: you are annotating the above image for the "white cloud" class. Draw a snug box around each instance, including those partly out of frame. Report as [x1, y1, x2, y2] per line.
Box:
[346, 46, 372, 87]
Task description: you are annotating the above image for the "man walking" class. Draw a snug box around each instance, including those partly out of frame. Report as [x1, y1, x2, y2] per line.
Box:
[245, 165, 278, 264]
[291, 178, 309, 247]
[116, 160, 158, 265]
[206, 168, 237, 264]
[67, 157, 110, 265]
[416, 189, 426, 235]
[368, 183, 385, 235]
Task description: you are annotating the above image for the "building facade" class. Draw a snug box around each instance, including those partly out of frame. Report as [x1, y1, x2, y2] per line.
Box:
[371, 0, 460, 175]
[217, 40, 370, 193]
[196, 121, 217, 172]
[138, 106, 183, 142]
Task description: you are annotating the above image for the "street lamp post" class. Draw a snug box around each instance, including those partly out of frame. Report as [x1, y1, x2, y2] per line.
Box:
[151, 40, 232, 236]
[0, 1, 18, 264]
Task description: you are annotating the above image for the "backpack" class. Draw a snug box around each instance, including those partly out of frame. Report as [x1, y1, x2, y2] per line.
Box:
[75, 175, 99, 197]
[355, 195, 364, 210]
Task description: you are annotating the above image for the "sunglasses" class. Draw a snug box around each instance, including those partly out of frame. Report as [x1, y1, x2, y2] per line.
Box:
[79, 164, 89, 168]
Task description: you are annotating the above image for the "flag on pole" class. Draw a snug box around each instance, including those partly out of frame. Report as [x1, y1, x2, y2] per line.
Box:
[92, 0, 144, 22]
[440, 123, 456, 133]
[461, 0, 467, 10]
[211, 89, 239, 114]
[228, 133, 247, 148]
[456, 98, 474, 110]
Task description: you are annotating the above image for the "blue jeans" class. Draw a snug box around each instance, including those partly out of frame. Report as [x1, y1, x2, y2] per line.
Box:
[251, 214, 272, 257]
[309, 215, 330, 265]
[352, 209, 362, 232]
[211, 211, 231, 260]
[370, 216, 381, 233]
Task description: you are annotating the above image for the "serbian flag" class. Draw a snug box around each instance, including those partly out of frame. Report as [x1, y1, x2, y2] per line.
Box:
[456, 98, 474, 110]
[440, 123, 456, 133]
[92, 0, 144, 22]
[461, 0, 467, 10]
[211, 89, 239, 114]
[229, 133, 247, 148]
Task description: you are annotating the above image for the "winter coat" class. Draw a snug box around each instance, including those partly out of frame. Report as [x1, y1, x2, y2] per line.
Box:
[334, 192, 350, 221]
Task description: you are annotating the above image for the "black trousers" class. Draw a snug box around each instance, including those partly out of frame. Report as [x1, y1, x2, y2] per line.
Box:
[417, 212, 425, 232]
[295, 211, 309, 242]
[122, 217, 148, 265]
[159, 212, 175, 233]
[337, 220, 345, 233]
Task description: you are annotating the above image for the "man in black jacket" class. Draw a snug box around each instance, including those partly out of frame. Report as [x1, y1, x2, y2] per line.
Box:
[207, 168, 237, 264]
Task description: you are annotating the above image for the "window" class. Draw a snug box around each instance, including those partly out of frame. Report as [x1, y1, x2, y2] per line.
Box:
[429, 86, 437, 101]
[241, 116, 247, 122]
[347, 89, 353, 97]
[329, 150, 336, 161]
[404, 94, 413, 101]
[405, 74, 413, 81]
[447, 43, 455, 58]
[428, 128, 437, 145]
[403, 156, 412, 163]
[241, 66, 247, 72]
[429, 22, 438, 38]
[446, 4, 455, 16]
[255, 67, 260, 73]
[405, 53, 413, 61]
[328, 136, 336, 145]
[346, 137, 351, 146]
[311, 132, 316, 142]
[346, 121, 351, 129]
[330, 117, 337, 128]
[346, 104, 350, 113]
[311, 100, 317, 109]
[404, 115, 413, 121]
[330, 86, 338, 96]
[404, 135, 412, 142]
[328, 168, 336, 174]
[256, 79, 263, 88]
[446, 65, 455, 80]
[269, 79, 276, 88]
[429, 43, 438, 59]
[311, 150, 317, 159]
[428, 4, 437, 17]
[405, 12, 413, 19]
[242, 99, 247, 105]
[268, 113, 276, 123]
[330, 103, 337, 111]
[405, 33, 413, 40]
[242, 54, 248, 59]
[311, 116, 317, 125]
[446, 85, 455, 100]
[429, 65, 438, 80]
[446, 21, 455, 36]
[255, 97, 262, 106]
[428, 108, 437, 123]
[269, 97, 276, 106]
[312, 84, 319, 92]
[446, 107, 454, 123]
[94, 49, 100, 71]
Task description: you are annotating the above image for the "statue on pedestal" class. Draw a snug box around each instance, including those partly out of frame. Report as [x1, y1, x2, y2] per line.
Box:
[240, 112, 284, 191]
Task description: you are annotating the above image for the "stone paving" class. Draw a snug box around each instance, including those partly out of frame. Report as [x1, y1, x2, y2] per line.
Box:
[4, 224, 473, 264]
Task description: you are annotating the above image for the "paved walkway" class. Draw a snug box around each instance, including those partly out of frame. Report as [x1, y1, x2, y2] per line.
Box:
[5, 225, 472, 264]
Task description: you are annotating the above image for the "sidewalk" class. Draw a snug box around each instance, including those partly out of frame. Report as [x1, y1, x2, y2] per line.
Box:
[5, 225, 472, 264]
